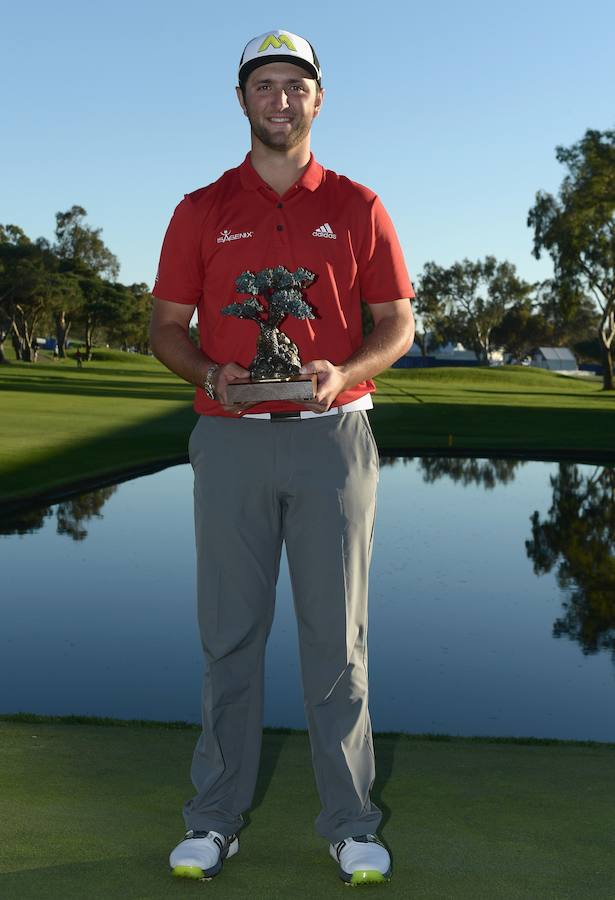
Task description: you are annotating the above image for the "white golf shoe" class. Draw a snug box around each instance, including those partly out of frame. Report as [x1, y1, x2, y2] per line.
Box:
[169, 829, 239, 880]
[330, 834, 392, 885]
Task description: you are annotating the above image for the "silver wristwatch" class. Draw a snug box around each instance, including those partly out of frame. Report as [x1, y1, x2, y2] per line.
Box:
[203, 363, 220, 400]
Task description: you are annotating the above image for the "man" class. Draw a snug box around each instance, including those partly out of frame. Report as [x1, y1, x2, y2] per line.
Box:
[150, 29, 415, 886]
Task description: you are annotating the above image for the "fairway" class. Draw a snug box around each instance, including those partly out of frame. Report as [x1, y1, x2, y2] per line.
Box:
[1, 352, 614, 508]
[0, 351, 196, 506]
[372, 366, 615, 453]
[1, 716, 614, 899]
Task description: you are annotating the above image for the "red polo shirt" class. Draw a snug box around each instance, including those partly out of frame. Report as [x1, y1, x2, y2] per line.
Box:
[153, 153, 414, 416]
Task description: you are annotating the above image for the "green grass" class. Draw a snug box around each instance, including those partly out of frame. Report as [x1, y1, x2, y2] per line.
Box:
[371, 366, 615, 453]
[1, 716, 614, 899]
[0, 351, 196, 506]
[1, 353, 614, 508]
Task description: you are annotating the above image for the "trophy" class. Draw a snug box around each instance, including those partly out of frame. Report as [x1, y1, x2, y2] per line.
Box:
[222, 265, 318, 404]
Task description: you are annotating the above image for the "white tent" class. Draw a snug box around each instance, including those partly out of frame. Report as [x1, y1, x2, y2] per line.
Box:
[531, 347, 577, 372]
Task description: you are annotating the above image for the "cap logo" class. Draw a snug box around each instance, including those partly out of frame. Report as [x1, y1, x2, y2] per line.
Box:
[257, 34, 297, 53]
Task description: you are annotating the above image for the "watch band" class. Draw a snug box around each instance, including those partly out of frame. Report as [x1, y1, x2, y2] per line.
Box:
[203, 363, 220, 400]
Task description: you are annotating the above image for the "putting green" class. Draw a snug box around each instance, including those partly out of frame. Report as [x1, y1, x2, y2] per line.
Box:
[1, 717, 614, 898]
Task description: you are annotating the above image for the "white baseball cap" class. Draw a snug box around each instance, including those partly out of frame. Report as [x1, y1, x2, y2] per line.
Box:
[238, 30, 322, 88]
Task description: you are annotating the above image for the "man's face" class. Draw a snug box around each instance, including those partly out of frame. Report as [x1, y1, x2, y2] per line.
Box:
[237, 62, 324, 152]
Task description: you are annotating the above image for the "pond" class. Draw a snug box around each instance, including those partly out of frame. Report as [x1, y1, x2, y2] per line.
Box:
[1, 457, 614, 742]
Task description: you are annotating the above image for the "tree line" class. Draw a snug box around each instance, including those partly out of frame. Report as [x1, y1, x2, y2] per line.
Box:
[415, 127, 614, 389]
[1, 128, 613, 387]
[0, 205, 153, 363]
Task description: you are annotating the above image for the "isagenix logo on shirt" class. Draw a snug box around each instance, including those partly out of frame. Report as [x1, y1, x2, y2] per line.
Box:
[217, 229, 255, 244]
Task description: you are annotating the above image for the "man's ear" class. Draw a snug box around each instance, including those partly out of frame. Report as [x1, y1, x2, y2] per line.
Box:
[235, 85, 248, 116]
[313, 86, 325, 119]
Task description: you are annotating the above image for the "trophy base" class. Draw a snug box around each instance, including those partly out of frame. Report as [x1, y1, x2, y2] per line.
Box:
[227, 374, 317, 404]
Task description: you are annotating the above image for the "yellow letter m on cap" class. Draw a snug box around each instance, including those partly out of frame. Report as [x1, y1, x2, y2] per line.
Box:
[258, 34, 297, 53]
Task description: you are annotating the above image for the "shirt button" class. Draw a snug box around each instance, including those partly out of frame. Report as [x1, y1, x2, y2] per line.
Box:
[276, 224, 284, 231]
[277, 203, 283, 209]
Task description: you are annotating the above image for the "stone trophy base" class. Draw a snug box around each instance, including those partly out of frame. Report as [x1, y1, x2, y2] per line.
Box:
[227, 374, 317, 404]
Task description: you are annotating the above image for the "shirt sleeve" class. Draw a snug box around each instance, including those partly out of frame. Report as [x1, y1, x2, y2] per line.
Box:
[152, 196, 203, 304]
[356, 196, 415, 303]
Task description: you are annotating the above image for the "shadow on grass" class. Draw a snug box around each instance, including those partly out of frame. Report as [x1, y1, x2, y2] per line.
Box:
[4, 397, 615, 513]
[0, 857, 164, 900]
[246, 730, 292, 827]
[372, 733, 400, 839]
[460, 387, 608, 401]
[370, 400, 615, 457]
[0, 404, 197, 512]
[1, 372, 193, 402]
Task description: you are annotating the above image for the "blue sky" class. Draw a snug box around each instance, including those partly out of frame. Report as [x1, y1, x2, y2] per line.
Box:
[3, 0, 614, 293]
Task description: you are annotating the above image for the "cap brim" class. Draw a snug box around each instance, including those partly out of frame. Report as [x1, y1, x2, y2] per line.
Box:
[239, 56, 320, 86]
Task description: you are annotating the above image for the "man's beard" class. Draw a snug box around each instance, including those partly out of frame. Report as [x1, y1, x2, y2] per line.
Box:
[247, 111, 313, 152]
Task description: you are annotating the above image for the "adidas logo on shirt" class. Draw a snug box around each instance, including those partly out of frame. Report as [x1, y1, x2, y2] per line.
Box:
[312, 223, 337, 239]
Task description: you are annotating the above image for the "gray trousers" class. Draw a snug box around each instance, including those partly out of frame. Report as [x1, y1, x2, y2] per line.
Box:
[184, 410, 381, 843]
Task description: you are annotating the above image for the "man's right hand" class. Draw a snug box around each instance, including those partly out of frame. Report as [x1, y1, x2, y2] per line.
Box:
[214, 362, 258, 413]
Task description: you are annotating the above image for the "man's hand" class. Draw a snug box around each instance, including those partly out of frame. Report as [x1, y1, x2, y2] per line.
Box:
[214, 362, 259, 413]
[299, 360, 348, 413]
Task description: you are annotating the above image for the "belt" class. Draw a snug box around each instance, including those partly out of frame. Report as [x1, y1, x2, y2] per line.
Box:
[240, 394, 373, 420]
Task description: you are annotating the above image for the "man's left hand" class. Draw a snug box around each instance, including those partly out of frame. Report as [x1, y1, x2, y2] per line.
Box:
[299, 360, 348, 413]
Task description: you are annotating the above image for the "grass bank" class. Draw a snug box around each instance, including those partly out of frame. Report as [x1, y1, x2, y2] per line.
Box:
[1, 352, 614, 508]
[1, 715, 614, 899]
[0, 350, 196, 508]
[371, 366, 615, 455]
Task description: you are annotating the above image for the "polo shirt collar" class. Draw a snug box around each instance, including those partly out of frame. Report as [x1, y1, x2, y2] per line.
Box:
[238, 152, 324, 194]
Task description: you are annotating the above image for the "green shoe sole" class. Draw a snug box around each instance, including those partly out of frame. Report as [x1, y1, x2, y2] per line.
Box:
[172, 865, 206, 880]
[347, 869, 390, 886]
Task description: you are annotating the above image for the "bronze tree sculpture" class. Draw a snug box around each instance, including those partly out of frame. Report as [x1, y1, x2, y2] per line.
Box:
[221, 266, 316, 380]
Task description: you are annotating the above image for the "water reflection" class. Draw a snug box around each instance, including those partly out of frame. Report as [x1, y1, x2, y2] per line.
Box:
[526, 464, 615, 659]
[0, 486, 116, 540]
[2, 459, 615, 740]
[380, 455, 525, 489]
[418, 456, 525, 489]
[383, 457, 615, 662]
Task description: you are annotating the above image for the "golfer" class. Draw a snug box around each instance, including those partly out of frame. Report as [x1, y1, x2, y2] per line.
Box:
[150, 28, 415, 886]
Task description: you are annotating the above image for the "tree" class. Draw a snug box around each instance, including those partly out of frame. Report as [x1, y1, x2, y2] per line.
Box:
[0, 486, 116, 539]
[528, 128, 615, 390]
[0, 225, 32, 360]
[222, 266, 316, 378]
[120, 283, 154, 354]
[53, 206, 119, 357]
[490, 301, 550, 361]
[0, 306, 10, 364]
[56, 487, 117, 541]
[0, 229, 26, 362]
[526, 464, 615, 660]
[0, 225, 73, 362]
[78, 276, 119, 359]
[536, 279, 599, 348]
[0, 505, 52, 535]
[419, 456, 525, 489]
[413, 272, 454, 355]
[416, 257, 534, 363]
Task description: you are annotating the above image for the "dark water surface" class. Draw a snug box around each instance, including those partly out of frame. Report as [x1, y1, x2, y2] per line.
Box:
[2, 458, 614, 741]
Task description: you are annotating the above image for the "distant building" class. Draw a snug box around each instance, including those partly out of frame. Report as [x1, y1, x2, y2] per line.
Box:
[433, 342, 478, 362]
[531, 347, 577, 372]
[394, 340, 480, 369]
